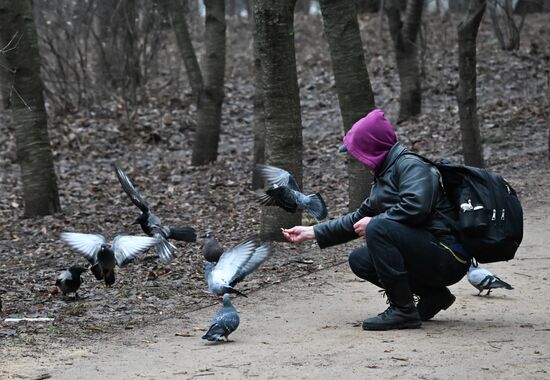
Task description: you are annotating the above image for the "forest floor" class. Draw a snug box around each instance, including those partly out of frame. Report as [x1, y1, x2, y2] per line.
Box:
[1, 11, 549, 380]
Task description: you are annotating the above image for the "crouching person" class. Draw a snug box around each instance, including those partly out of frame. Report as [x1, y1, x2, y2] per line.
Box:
[282, 109, 470, 330]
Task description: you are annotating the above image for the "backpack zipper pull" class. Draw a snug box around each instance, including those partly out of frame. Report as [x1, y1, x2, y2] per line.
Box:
[501, 209, 505, 220]
[492, 209, 496, 221]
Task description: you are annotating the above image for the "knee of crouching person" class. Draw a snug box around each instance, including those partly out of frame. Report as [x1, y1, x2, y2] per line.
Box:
[364, 217, 388, 240]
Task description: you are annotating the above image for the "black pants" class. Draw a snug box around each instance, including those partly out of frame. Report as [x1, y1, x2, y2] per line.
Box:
[348, 218, 470, 295]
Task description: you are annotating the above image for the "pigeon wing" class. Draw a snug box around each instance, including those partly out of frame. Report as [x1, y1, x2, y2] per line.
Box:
[256, 164, 300, 191]
[112, 235, 159, 267]
[114, 165, 149, 213]
[230, 242, 273, 286]
[209, 238, 257, 289]
[61, 232, 105, 263]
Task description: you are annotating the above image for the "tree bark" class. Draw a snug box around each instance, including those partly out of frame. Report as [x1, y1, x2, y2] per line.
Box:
[255, 0, 303, 241]
[384, 0, 424, 122]
[161, 0, 204, 98]
[0, 0, 61, 217]
[457, 0, 486, 168]
[251, 23, 266, 190]
[319, 0, 375, 211]
[122, 0, 140, 104]
[191, 0, 226, 165]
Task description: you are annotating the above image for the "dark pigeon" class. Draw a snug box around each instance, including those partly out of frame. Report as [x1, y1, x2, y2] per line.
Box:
[205, 236, 273, 297]
[202, 293, 240, 342]
[56, 265, 87, 299]
[202, 232, 224, 263]
[115, 165, 197, 263]
[61, 232, 158, 286]
[467, 260, 513, 296]
[256, 164, 328, 220]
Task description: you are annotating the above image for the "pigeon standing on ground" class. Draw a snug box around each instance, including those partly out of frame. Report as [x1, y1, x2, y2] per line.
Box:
[205, 236, 273, 297]
[202, 232, 224, 263]
[61, 232, 159, 286]
[255, 164, 328, 221]
[114, 165, 197, 263]
[467, 260, 514, 296]
[202, 293, 240, 342]
[56, 265, 88, 299]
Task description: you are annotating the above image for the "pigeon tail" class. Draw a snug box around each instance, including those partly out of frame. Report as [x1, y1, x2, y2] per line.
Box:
[168, 226, 197, 242]
[155, 237, 177, 263]
[104, 270, 115, 286]
[495, 277, 513, 290]
[304, 193, 328, 220]
[202, 325, 225, 341]
[226, 286, 248, 298]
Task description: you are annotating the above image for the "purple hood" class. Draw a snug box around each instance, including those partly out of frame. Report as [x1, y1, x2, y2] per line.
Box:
[342, 108, 397, 173]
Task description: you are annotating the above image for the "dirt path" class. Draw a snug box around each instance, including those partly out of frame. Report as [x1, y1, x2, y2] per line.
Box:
[3, 204, 550, 380]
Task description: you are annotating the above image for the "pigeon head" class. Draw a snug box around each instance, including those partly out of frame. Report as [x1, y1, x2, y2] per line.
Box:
[222, 293, 232, 307]
[68, 265, 88, 275]
[132, 214, 147, 225]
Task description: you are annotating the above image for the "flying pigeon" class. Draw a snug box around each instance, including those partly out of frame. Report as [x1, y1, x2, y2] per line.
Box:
[114, 165, 197, 263]
[61, 232, 158, 286]
[467, 260, 513, 296]
[202, 232, 224, 263]
[56, 265, 87, 299]
[205, 236, 273, 297]
[256, 164, 328, 220]
[202, 293, 240, 342]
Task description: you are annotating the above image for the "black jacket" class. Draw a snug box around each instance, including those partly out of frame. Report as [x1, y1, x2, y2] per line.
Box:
[314, 143, 458, 248]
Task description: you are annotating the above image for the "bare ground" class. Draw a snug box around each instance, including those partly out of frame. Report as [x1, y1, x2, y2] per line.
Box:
[2, 203, 550, 380]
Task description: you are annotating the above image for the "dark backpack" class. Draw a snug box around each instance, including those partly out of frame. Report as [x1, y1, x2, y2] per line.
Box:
[408, 153, 524, 263]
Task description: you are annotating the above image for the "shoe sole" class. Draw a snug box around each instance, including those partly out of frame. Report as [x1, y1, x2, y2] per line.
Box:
[419, 294, 456, 321]
[362, 321, 422, 331]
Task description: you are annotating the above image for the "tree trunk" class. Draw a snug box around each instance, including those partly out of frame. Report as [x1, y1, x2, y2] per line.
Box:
[251, 24, 266, 190]
[457, 0, 486, 168]
[122, 0, 140, 104]
[385, 0, 424, 122]
[0, 52, 10, 108]
[161, 0, 204, 98]
[191, 0, 226, 165]
[0, 0, 61, 217]
[255, 0, 303, 241]
[319, 0, 375, 211]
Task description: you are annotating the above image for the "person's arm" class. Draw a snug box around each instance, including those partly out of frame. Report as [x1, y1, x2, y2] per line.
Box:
[311, 198, 375, 248]
[375, 156, 439, 225]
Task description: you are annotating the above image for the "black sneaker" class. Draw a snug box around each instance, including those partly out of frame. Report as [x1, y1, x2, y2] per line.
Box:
[416, 288, 456, 321]
[362, 304, 422, 331]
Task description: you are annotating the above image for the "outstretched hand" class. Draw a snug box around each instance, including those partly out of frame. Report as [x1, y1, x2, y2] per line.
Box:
[281, 226, 315, 244]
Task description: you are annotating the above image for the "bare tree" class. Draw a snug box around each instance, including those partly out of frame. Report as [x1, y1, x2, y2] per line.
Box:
[319, 0, 375, 210]
[191, 0, 227, 165]
[488, 0, 525, 51]
[255, 0, 303, 240]
[457, 0, 486, 167]
[161, 0, 203, 98]
[384, 0, 424, 122]
[0, 0, 61, 217]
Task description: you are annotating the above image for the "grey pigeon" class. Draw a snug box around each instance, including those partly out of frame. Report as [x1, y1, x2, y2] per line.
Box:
[467, 260, 513, 296]
[202, 232, 224, 263]
[205, 236, 273, 297]
[202, 293, 240, 342]
[115, 165, 197, 263]
[256, 164, 328, 220]
[61, 232, 158, 286]
[56, 265, 87, 298]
